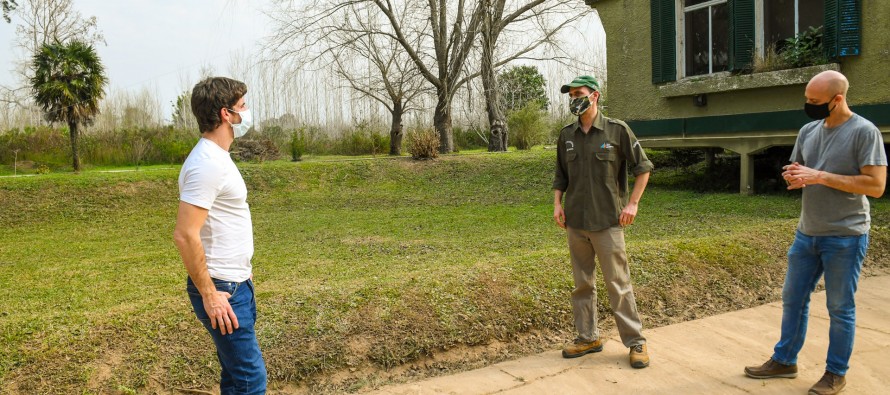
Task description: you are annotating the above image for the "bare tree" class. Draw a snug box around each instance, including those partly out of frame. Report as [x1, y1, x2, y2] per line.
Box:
[479, 0, 590, 152]
[331, 5, 430, 155]
[130, 137, 149, 170]
[370, 0, 587, 153]
[267, 0, 430, 155]
[269, 0, 489, 153]
[12, 0, 103, 52]
[2, 0, 17, 23]
[369, 0, 484, 153]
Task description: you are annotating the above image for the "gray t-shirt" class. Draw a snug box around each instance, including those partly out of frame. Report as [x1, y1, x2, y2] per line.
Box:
[790, 113, 887, 236]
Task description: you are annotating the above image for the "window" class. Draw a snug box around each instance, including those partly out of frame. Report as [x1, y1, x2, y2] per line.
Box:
[650, 0, 860, 84]
[764, 0, 825, 52]
[683, 0, 730, 77]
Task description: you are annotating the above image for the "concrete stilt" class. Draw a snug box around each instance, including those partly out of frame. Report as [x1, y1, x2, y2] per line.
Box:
[740, 152, 754, 195]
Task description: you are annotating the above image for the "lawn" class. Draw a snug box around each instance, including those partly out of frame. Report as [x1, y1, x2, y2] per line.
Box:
[0, 150, 887, 393]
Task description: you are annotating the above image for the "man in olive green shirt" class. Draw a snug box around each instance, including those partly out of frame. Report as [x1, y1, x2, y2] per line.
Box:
[553, 75, 654, 369]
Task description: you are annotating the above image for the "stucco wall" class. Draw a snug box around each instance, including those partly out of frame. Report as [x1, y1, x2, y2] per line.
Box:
[591, 0, 890, 123]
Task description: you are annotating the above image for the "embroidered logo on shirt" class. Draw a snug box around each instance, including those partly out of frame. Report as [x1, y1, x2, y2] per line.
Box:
[566, 141, 575, 151]
[600, 142, 613, 150]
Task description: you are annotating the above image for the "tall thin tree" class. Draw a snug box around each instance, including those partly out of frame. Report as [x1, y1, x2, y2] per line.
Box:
[479, 0, 589, 152]
[31, 40, 107, 171]
[267, 0, 429, 155]
[371, 0, 484, 153]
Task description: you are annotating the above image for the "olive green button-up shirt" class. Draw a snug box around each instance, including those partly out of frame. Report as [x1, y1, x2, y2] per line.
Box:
[553, 112, 654, 232]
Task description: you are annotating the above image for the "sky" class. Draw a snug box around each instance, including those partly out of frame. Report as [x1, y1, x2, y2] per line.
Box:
[0, 0, 272, 122]
[0, 1, 606, 126]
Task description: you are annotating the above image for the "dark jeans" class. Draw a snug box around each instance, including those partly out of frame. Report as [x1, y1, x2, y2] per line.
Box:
[187, 277, 267, 394]
[772, 230, 868, 376]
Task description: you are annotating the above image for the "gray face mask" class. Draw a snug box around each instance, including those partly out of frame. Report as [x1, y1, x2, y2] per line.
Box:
[227, 108, 253, 138]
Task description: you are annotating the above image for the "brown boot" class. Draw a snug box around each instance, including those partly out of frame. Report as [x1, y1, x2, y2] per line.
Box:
[629, 344, 649, 369]
[562, 338, 603, 358]
[744, 358, 798, 379]
[808, 371, 845, 395]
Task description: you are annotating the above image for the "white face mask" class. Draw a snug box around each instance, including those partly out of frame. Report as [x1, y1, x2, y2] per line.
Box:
[227, 108, 253, 138]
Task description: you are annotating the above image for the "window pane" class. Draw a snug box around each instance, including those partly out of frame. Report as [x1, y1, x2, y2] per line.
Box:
[711, 4, 729, 72]
[799, 0, 824, 32]
[685, 7, 710, 76]
[686, 0, 711, 7]
[765, 0, 795, 49]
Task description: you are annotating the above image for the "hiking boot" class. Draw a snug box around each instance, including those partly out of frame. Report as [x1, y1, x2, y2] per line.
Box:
[809, 371, 845, 395]
[744, 358, 798, 379]
[629, 344, 649, 369]
[562, 338, 603, 358]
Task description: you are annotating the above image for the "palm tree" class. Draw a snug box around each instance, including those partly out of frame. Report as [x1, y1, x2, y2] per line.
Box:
[31, 40, 107, 172]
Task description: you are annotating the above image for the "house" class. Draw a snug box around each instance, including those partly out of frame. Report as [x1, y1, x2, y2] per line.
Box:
[584, 0, 890, 194]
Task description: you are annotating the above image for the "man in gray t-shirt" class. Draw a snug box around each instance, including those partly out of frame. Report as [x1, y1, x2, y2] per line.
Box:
[745, 71, 887, 395]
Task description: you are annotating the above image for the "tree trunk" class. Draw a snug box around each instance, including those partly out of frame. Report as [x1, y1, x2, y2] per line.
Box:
[434, 88, 454, 153]
[68, 121, 80, 172]
[481, 2, 508, 152]
[389, 104, 404, 156]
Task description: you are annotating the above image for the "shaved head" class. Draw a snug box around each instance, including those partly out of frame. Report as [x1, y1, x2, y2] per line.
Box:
[807, 70, 849, 97]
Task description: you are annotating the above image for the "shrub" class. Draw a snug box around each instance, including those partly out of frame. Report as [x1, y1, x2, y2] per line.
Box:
[232, 138, 281, 162]
[547, 114, 575, 145]
[333, 121, 389, 156]
[781, 26, 826, 68]
[645, 148, 707, 169]
[753, 26, 827, 73]
[507, 101, 548, 150]
[644, 149, 672, 169]
[407, 129, 439, 160]
[290, 129, 307, 161]
[453, 125, 488, 151]
[753, 43, 790, 73]
[0, 127, 69, 167]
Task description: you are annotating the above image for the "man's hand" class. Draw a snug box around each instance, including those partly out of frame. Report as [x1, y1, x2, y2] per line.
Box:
[783, 162, 823, 190]
[620, 202, 639, 226]
[203, 291, 239, 335]
[553, 204, 566, 229]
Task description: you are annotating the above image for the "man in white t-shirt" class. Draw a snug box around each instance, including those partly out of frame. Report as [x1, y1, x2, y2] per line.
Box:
[173, 77, 266, 394]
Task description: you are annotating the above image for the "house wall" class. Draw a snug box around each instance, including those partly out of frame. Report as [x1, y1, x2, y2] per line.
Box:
[589, 0, 890, 126]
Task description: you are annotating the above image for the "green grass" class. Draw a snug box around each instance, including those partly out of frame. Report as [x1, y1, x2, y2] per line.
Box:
[0, 150, 888, 393]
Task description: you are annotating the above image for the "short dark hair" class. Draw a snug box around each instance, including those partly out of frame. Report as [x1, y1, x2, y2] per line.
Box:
[191, 77, 247, 134]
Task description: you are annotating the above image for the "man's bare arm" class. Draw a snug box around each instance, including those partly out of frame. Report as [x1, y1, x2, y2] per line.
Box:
[173, 201, 239, 334]
[784, 163, 886, 198]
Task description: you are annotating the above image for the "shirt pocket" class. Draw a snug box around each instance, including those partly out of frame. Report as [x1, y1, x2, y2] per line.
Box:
[567, 152, 578, 161]
[595, 151, 616, 161]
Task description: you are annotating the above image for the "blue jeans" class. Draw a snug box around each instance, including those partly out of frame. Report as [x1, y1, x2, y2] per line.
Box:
[772, 230, 868, 376]
[187, 277, 267, 394]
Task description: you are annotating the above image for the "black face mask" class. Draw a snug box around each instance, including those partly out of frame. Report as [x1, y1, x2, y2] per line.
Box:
[804, 97, 837, 120]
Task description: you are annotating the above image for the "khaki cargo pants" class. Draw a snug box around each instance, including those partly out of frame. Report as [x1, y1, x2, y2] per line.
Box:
[567, 226, 645, 347]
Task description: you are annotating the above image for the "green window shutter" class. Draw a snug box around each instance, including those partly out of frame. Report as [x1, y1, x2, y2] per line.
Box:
[729, 0, 755, 72]
[651, 0, 676, 84]
[824, 0, 861, 58]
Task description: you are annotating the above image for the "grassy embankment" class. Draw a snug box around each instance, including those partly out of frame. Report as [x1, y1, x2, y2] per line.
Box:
[1, 149, 888, 393]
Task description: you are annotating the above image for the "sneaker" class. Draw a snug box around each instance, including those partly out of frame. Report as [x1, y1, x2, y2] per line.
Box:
[808, 371, 845, 395]
[562, 338, 603, 358]
[629, 344, 649, 369]
[744, 358, 798, 379]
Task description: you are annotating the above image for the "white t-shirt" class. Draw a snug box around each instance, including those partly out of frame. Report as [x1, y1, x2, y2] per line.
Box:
[178, 138, 254, 282]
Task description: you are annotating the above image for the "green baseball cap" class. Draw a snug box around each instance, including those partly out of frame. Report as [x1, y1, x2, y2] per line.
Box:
[560, 75, 600, 94]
